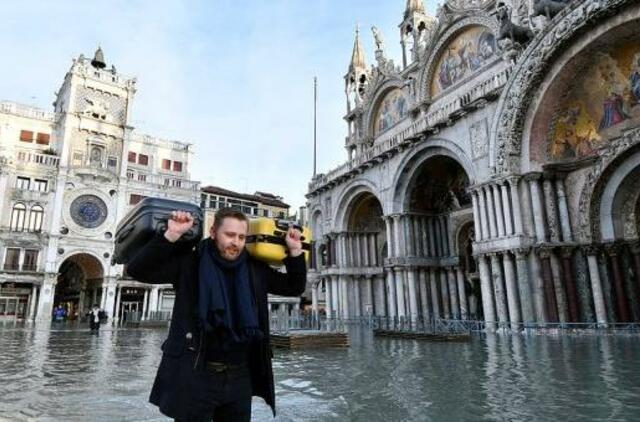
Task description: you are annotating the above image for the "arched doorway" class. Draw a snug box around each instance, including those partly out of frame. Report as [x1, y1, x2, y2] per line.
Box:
[54, 254, 104, 322]
[402, 154, 474, 320]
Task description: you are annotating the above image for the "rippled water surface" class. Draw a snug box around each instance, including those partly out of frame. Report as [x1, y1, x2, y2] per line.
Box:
[1, 323, 639, 421]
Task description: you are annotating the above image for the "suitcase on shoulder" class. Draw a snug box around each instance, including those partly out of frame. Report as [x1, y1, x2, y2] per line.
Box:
[245, 218, 312, 266]
[112, 197, 203, 265]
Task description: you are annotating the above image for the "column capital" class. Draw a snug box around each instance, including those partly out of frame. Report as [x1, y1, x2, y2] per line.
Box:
[604, 241, 623, 257]
[535, 244, 553, 259]
[506, 175, 521, 186]
[523, 172, 542, 182]
[514, 248, 529, 259]
[582, 243, 601, 256]
[559, 246, 575, 259]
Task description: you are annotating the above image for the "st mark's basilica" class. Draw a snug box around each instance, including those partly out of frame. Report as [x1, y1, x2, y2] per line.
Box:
[306, 0, 640, 330]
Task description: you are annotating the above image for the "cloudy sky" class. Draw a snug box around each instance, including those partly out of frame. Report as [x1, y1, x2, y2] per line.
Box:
[1, 1, 438, 211]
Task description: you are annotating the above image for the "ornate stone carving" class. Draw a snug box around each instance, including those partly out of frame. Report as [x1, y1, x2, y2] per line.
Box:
[445, 0, 495, 12]
[577, 127, 640, 242]
[532, 0, 569, 20]
[496, 4, 534, 46]
[470, 118, 489, 159]
[492, 0, 632, 174]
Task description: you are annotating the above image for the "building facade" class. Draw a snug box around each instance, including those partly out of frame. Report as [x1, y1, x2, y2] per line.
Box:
[0, 49, 199, 323]
[306, 0, 640, 330]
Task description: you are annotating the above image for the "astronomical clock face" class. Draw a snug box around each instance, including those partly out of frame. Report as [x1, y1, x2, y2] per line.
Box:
[69, 195, 108, 228]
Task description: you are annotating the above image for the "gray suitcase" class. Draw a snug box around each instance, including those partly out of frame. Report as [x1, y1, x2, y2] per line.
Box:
[112, 197, 203, 265]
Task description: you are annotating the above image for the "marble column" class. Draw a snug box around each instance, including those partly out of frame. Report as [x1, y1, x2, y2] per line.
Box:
[407, 268, 419, 321]
[447, 267, 459, 318]
[341, 276, 351, 319]
[477, 255, 496, 330]
[527, 175, 547, 243]
[386, 269, 397, 319]
[420, 217, 430, 257]
[331, 276, 340, 318]
[529, 251, 547, 323]
[441, 216, 450, 256]
[500, 181, 514, 236]
[28, 285, 38, 320]
[492, 184, 506, 237]
[502, 253, 521, 330]
[543, 177, 561, 244]
[514, 249, 534, 323]
[538, 247, 559, 322]
[560, 247, 579, 322]
[114, 286, 122, 323]
[484, 185, 498, 239]
[605, 243, 631, 322]
[365, 275, 374, 316]
[311, 282, 319, 318]
[489, 253, 508, 328]
[374, 275, 387, 317]
[384, 217, 394, 259]
[440, 270, 451, 319]
[354, 278, 361, 318]
[472, 190, 483, 241]
[585, 246, 607, 325]
[419, 268, 430, 318]
[406, 216, 416, 257]
[395, 268, 406, 318]
[414, 217, 423, 258]
[429, 218, 437, 258]
[555, 177, 573, 242]
[429, 268, 441, 318]
[325, 279, 333, 318]
[141, 289, 149, 321]
[508, 177, 524, 235]
[550, 253, 569, 323]
[456, 268, 468, 320]
[394, 215, 404, 258]
[477, 189, 490, 241]
[433, 217, 442, 257]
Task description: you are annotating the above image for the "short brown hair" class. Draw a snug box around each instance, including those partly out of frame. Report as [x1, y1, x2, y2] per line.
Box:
[213, 207, 249, 230]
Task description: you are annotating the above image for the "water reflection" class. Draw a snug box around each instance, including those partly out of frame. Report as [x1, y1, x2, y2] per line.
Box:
[0, 323, 639, 421]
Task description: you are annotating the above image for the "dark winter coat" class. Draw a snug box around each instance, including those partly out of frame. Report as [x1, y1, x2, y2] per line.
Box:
[126, 234, 307, 419]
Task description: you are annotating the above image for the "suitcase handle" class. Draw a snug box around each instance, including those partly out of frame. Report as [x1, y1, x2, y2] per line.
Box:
[116, 225, 135, 243]
[274, 219, 303, 233]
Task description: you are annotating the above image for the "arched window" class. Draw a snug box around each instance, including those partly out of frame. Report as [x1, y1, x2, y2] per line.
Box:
[28, 205, 44, 232]
[10, 203, 27, 231]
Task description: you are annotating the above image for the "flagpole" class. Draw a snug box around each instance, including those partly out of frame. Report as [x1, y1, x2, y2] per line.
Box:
[313, 76, 317, 178]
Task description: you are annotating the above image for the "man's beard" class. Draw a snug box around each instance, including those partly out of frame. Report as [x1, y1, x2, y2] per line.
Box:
[219, 245, 241, 260]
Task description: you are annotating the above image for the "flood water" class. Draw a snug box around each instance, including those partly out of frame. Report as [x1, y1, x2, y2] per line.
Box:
[0, 323, 639, 421]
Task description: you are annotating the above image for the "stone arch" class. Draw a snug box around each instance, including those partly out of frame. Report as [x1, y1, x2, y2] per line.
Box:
[580, 139, 640, 242]
[333, 179, 381, 231]
[363, 78, 407, 141]
[391, 139, 476, 213]
[489, 0, 639, 173]
[417, 15, 500, 102]
[54, 252, 105, 318]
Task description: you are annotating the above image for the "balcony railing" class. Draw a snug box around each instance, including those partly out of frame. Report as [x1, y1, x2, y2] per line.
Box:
[15, 150, 59, 167]
[0, 101, 54, 121]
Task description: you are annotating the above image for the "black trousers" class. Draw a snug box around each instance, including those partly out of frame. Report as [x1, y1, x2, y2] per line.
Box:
[175, 364, 252, 422]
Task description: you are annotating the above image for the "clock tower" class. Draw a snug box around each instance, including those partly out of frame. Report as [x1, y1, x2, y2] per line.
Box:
[37, 47, 137, 321]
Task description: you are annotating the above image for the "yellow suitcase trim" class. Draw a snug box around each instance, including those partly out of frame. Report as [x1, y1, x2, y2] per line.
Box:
[245, 218, 312, 266]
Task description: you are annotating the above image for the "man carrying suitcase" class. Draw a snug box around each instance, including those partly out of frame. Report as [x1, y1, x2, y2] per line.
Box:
[127, 207, 306, 421]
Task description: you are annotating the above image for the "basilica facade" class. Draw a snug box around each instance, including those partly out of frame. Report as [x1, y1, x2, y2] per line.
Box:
[0, 49, 199, 323]
[306, 0, 640, 330]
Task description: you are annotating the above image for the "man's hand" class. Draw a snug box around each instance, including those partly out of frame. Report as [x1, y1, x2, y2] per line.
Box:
[164, 211, 194, 243]
[285, 226, 303, 257]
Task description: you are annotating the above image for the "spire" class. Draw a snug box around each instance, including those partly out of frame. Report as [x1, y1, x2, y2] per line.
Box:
[404, 0, 425, 19]
[349, 25, 366, 73]
[91, 46, 106, 69]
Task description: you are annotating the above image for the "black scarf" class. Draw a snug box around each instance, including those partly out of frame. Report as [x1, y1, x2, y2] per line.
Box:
[198, 239, 262, 345]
